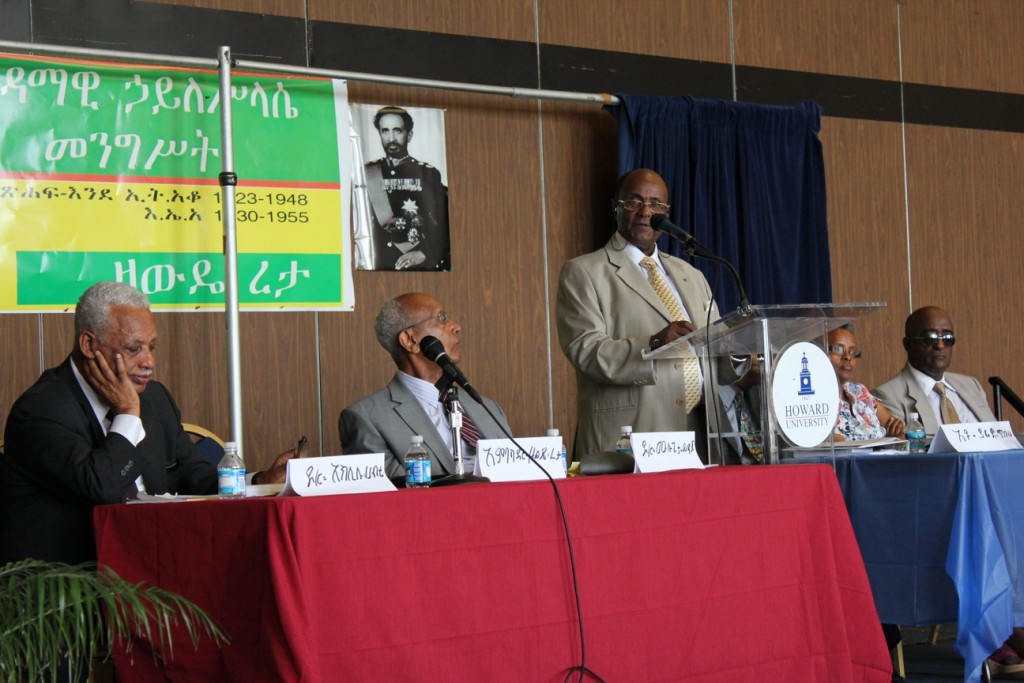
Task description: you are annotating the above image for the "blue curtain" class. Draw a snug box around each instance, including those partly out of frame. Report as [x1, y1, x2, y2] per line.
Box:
[606, 95, 831, 313]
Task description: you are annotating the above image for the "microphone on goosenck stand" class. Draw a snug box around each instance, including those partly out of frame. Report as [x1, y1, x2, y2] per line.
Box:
[420, 337, 489, 486]
[650, 213, 752, 313]
[419, 335, 483, 403]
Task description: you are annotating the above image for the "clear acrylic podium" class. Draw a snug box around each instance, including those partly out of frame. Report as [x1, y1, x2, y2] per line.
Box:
[645, 303, 884, 465]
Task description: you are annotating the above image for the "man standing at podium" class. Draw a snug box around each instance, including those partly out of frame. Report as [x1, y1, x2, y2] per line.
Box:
[556, 169, 721, 460]
[873, 305, 996, 434]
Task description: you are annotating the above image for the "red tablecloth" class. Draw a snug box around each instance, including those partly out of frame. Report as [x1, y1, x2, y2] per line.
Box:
[93, 465, 891, 682]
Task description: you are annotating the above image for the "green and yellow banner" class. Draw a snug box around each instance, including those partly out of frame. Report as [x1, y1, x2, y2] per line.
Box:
[0, 53, 354, 311]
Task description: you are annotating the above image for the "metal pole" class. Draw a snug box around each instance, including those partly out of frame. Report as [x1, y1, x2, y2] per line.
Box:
[0, 39, 619, 106]
[216, 46, 245, 455]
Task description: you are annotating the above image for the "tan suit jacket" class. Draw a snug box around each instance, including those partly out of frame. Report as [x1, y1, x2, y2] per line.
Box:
[872, 363, 996, 436]
[556, 236, 721, 459]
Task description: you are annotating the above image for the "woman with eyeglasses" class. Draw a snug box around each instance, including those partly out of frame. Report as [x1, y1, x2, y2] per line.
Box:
[828, 326, 905, 440]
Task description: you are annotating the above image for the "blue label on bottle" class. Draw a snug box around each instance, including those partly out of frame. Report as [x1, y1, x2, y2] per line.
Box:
[406, 459, 431, 486]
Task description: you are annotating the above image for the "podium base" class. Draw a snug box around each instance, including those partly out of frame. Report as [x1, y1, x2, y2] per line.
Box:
[432, 473, 490, 487]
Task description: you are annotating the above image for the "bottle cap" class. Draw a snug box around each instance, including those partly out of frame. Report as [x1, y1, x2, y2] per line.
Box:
[224, 441, 238, 451]
[410, 435, 424, 445]
[621, 426, 633, 434]
[910, 413, 920, 420]
[546, 428, 560, 436]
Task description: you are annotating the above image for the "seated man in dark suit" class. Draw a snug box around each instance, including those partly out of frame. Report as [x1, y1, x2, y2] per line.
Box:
[0, 281, 293, 566]
[339, 292, 511, 479]
[873, 305, 995, 434]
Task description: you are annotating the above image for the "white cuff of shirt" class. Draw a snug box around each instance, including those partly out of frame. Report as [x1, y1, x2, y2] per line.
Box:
[109, 414, 145, 447]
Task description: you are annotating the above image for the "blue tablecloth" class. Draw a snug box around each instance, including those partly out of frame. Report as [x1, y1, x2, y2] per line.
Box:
[806, 450, 1024, 683]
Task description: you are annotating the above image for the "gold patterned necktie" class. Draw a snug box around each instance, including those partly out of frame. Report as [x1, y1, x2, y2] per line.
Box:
[639, 256, 701, 413]
[934, 382, 960, 425]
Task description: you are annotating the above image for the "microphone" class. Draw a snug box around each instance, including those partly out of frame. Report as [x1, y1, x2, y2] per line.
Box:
[650, 214, 752, 311]
[419, 335, 483, 404]
[650, 213, 697, 246]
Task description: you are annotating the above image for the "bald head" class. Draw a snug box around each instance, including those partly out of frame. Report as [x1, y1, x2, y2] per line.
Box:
[905, 306, 949, 338]
[373, 292, 462, 380]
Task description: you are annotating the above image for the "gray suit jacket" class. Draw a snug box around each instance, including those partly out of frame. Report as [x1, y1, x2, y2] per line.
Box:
[339, 375, 512, 479]
[556, 236, 721, 459]
[873, 363, 996, 436]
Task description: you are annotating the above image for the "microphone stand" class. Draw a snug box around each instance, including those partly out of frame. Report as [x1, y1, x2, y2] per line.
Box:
[432, 386, 490, 487]
[676, 238, 752, 314]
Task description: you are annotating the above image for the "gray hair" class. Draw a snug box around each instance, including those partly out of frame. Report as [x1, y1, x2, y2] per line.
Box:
[75, 281, 150, 340]
[374, 296, 416, 359]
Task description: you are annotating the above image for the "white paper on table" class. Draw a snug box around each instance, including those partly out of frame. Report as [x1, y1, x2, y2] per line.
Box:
[930, 421, 1020, 453]
[279, 453, 397, 496]
[474, 436, 565, 481]
[630, 431, 703, 472]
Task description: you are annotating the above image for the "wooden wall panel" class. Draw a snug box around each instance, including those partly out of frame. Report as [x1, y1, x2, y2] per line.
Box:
[905, 124, 1024, 429]
[308, 0, 537, 42]
[900, 0, 1024, 93]
[41, 314, 74, 370]
[538, 0, 731, 62]
[733, 0, 900, 79]
[820, 117, 909, 389]
[0, 316, 43, 428]
[152, 313, 227, 442]
[238, 312, 320, 469]
[540, 101, 619, 452]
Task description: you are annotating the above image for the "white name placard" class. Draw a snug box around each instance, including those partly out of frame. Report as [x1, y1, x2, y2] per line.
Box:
[631, 431, 703, 473]
[930, 421, 1021, 453]
[474, 436, 565, 482]
[280, 453, 396, 496]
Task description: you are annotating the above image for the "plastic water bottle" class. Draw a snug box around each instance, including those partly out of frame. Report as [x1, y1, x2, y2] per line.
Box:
[217, 441, 246, 499]
[616, 426, 634, 456]
[906, 413, 927, 454]
[547, 428, 568, 474]
[404, 435, 431, 488]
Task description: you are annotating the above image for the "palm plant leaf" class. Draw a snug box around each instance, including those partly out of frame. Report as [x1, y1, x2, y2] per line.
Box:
[0, 559, 227, 682]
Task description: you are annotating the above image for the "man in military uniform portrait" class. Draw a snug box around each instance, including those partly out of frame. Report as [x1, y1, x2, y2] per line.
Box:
[362, 105, 451, 271]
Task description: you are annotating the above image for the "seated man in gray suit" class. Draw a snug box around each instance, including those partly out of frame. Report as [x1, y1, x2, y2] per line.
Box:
[873, 305, 996, 435]
[339, 292, 512, 479]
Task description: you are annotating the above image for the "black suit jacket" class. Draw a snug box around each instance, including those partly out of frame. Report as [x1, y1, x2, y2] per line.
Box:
[0, 358, 216, 565]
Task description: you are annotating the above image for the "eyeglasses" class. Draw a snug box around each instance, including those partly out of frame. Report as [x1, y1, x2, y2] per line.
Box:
[404, 310, 450, 330]
[617, 198, 671, 215]
[909, 332, 956, 348]
[828, 344, 862, 359]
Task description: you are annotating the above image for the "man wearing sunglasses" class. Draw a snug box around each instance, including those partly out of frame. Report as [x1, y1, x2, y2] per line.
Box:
[339, 292, 511, 480]
[873, 305, 995, 435]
